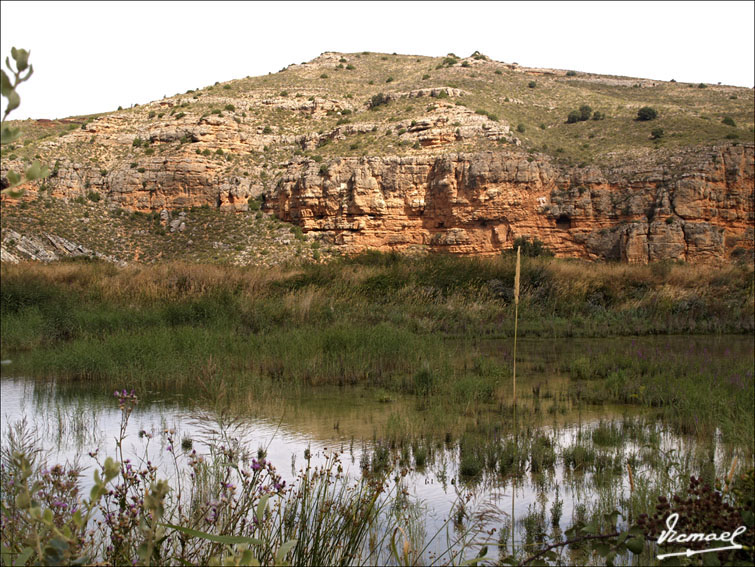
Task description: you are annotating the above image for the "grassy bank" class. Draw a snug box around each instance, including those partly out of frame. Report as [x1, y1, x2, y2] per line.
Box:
[2, 254, 754, 448]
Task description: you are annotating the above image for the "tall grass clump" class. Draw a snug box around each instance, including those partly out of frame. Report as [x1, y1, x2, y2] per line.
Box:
[0, 392, 494, 566]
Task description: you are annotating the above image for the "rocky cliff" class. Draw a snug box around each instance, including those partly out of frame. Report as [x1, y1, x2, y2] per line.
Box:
[269, 144, 754, 263]
[2, 51, 753, 264]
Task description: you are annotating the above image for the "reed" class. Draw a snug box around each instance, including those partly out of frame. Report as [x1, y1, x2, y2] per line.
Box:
[512, 245, 521, 406]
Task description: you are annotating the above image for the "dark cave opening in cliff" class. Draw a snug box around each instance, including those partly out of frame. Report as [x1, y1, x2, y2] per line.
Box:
[556, 214, 572, 230]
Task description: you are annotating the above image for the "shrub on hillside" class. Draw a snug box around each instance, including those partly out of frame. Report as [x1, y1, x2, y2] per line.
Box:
[508, 237, 555, 258]
[369, 93, 389, 109]
[637, 107, 658, 121]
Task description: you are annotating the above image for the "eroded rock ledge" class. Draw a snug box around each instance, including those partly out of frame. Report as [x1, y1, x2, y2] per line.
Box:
[268, 145, 754, 263]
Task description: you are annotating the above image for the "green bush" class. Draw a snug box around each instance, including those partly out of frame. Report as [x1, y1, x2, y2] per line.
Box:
[567, 110, 581, 124]
[528, 81, 537, 88]
[263, 126, 272, 134]
[651, 127, 664, 139]
[566, 70, 577, 77]
[517, 124, 526, 133]
[369, 93, 389, 109]
[722, 116, 736, 127]
[510, 237, 554, 258]
[592, 111, 605, 120]
[579, 105, 592, 121]
[224, 104, 235, 111]
[637, 107, 658, 121]
[86, 191, 101, 202]
[174, 112, 185, 120]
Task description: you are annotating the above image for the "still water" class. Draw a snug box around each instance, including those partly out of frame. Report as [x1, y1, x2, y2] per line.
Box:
[2, 335, 752, 563]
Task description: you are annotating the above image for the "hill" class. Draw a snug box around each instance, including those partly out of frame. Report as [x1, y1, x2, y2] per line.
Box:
[1, 51, 753, 264]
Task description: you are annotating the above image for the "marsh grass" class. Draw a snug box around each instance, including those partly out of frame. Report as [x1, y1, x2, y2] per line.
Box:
[2, 256, 753, 467]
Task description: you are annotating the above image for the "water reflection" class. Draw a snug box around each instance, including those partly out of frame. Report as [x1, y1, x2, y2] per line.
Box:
[1, 334, 752, 563]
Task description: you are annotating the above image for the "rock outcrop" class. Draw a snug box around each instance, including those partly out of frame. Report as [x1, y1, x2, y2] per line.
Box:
[2, 51, 752, 264]
[269, 145, 754, 263]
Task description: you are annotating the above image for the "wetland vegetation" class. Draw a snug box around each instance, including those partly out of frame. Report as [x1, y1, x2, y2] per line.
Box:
[1, 253, 754, 565]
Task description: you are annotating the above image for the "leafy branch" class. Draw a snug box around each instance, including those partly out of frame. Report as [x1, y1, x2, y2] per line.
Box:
[1, 47, 49, 194]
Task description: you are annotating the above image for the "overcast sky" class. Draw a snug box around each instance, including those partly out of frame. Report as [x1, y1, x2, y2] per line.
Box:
[1, 1, 753, 120]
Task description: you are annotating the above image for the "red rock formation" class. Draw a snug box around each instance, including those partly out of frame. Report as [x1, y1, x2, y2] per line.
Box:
[269, 145, 754, 263]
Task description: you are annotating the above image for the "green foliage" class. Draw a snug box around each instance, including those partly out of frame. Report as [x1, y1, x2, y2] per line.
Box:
[510, 237, 555, 258]
[528, 81, 537, 88]
[566, 70, 577, 76]
[475, 109, 498, 121]
[224, 104, 235, 112]
[1, 48, 49, 193]
[517, 124, 526, 133]
[247, 196, 261, 211]
[722, 116, 736, 127]
[86, 191, 101, 202]
[637, 106, 658, 121]
[262, 126, 272, 134]
[369, 92, 389, 109]
[651, 127, 664, 139]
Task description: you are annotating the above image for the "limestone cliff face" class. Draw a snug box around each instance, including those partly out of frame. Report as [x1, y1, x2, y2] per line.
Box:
[2, 48, 752, 265]
[269, 145, 754, 263]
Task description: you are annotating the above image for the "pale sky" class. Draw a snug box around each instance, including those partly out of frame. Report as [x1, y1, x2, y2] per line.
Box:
[1, 1, 754, 120]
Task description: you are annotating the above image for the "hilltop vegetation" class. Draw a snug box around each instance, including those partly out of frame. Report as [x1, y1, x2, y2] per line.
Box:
[1, 51, 753, 266]
[3, 50, 753, 173]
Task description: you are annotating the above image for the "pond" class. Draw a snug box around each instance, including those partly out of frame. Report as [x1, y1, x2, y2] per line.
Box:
[2, 335, 753, 565]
